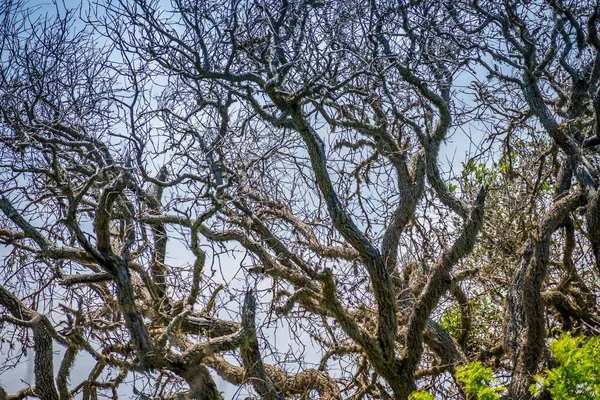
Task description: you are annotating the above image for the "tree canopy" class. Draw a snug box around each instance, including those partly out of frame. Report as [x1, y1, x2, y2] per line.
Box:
[1, 0, 600, 399]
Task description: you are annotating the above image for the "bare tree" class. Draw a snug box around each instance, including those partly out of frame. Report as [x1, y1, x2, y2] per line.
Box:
[1, 0, 600, 399]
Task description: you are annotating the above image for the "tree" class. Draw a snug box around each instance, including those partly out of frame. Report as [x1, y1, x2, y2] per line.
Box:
[0, 0, 599, 399]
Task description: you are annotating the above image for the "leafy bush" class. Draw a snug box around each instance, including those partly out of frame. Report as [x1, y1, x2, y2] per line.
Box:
[530, 334, 600, 399]
[456, 361, 505, 400]
[408, 390, 434, 400]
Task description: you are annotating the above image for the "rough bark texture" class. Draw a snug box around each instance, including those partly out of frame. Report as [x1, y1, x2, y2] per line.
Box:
[505, 192, 587, 398]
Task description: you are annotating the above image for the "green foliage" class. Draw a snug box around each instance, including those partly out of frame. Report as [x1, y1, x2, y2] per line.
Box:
[472, 299, 503, 337]
[497, 157, 510, 176]
[440, 303, 463, 338]
[456, 362, 505, 400]
[408, 390, 434, 400]
[461, 159, 497, 190]
[530, 334, 600, 399]
[439, 299, 502, 343]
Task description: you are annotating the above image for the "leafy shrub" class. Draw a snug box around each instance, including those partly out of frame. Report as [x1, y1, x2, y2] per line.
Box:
[456, 361, 505, 400]
[530, 334, 600, 399]
[408, 390, 434, 400]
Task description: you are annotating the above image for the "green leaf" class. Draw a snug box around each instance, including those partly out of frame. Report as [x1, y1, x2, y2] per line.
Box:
[409, 390, 434, 400]
[456, 361, 505, 400]
[535, 334, 600, 400]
